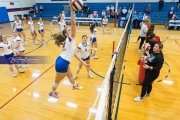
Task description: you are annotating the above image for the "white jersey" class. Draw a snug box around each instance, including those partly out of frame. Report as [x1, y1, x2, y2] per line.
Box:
[38, 22, 44, 30]
[90, 28, 97, 39]
[58, 20, 66, 32]
[77, 42, 90, 59]
[14, 20, 23, 29]
[13, 36, 25, 52]
[140, 23, 148, 37]
[62, 14, 65, 20]
[0, 41, 13, 55]
[60, 35, 76, 62]
[102, 18, 108, 24]
[28, 21, 35, 32]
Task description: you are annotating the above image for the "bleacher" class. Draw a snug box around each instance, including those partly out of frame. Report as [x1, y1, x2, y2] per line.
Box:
[30, 2, 180, 24]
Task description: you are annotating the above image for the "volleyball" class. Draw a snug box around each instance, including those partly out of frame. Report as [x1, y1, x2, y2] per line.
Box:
[71, 0, 84, 11]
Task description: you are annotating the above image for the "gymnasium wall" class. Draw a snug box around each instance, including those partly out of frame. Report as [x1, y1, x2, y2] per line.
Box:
[0, 0, 35, 22]
[35, 0, 178, 3]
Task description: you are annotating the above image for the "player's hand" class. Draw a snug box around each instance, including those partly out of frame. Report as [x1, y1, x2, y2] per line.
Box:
[143, 64, 149, 69]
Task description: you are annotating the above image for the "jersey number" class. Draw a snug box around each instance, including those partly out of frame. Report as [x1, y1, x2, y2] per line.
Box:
[8, 46, 11, 49]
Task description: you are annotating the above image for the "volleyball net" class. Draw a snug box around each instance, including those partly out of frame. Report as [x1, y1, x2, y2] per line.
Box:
[87, 6, 134, 120]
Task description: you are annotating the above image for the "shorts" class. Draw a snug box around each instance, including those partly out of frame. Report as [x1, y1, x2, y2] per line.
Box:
[4, 52, 15, 64]
[90, 37, 97, 42]
[82, 56, 90, 61]
[102, 24, 107, 27]
[16, 28, 23, 32]
[38, 29, 44, 33]
[55, 56, 70, 73]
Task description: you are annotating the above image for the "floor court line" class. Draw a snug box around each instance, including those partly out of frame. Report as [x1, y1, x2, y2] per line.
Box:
[0, 64, 55, 109]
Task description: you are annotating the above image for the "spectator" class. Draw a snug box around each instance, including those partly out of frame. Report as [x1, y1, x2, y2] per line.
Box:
[93, 11, 98, 18]
[102, 10, 106, 18]
[158, 0, 164, 11]
[39, 5, 43, 12]
[35, 5, 38, 14]
[110, 10, 115, 19]
[106, 5, 110, 12]
[110, 5, 114, 12]
[106, 10, 111, 19]
[137, 12, 143, 29]
[133, 11, 138, 29]
[122, 7, 127, 17]
[86, 7, 91, 17]
[165, 7, 174, 27]
[126, 11, 130, 20]
[118, 7, 122, 18]
[143, 13, 147, 21]
[145, 4, 151, 14]
[177, 0, 180, 10]
[29, 8, 34, 14]
[61, 11, 65, 20]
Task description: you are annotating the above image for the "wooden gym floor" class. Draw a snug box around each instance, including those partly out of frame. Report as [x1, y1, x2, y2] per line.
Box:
[0, 21, 179, 120]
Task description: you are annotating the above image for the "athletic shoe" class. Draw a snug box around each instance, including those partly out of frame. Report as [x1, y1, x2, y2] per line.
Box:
[134, 97, 143, 102]
[21, 64, 29, 68]
[73, 74, 78, 79]
[18, 69, 25, 73]
[93, 55, 98, 59]
[108, 31, 111, 34]
[33, 41, 38, 45]
[49, 91, 60, 98]
[73, 84, 83, 90]
[12, 72, 17, 77]
[145, 93, 150, 98]
[134, 40, 138, 43]
[87, 73, 93, 78]
[23, 42, 27, 46]
[41, 42, 46, 46]
[138, 49, 142, 52]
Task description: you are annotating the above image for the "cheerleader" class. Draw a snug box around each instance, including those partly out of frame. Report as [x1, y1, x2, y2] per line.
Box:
[13, 16, 27, 45]
[74, 35, 93, 79]
[28, 17, 38, 45]
[13, 31, 28, 68]
[37, 18, 46, 46]
[0, 34, 25, 77]
[58, 16, 66, 33]
[90, 23, 98, 59]
[102, 16, 111, 34]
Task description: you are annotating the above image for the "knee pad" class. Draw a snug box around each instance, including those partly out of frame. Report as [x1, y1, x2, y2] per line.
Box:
[69, 77, 75, 84]
[94, 48, 98, 51]
[52, 82, 59, 88]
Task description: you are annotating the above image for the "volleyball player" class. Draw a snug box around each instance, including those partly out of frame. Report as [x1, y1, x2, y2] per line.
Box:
[13, 16, 27, 46]
[102, 16, 111, 34]
[90, 23, 98, 59]
[28, 17, 38, 45]
[37, 18, 46, 46]
[73, 35, 93, 79]
[0, 34, 25, 77]
[13, 31, 28, 68]
[49, 0, 90, 98]
[58, 16, 66, 33]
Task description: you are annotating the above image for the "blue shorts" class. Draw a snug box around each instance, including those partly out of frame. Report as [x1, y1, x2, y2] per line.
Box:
[82, 56, 90, 61]
[4, 52, 15, 64]
[4, 52, 14, 59]
[90, 37, 97, 42]
[38, 29, 44, 33]
[16, 28, 23, 32]
[55, 56, 70, 73]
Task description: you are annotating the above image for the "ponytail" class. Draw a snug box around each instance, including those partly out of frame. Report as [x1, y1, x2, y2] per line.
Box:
[0, 35, 3, 42]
